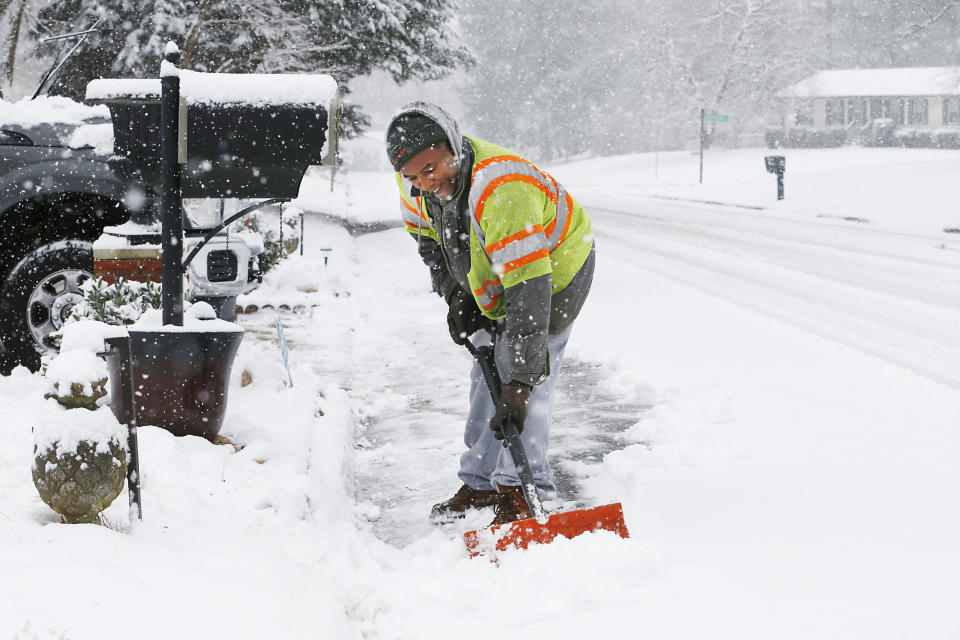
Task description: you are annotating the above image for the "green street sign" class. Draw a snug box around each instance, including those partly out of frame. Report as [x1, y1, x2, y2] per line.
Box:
[703, 113, 728, 122]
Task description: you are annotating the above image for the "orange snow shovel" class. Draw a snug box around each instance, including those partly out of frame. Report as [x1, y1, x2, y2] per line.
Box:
[462, 341, 629, 558]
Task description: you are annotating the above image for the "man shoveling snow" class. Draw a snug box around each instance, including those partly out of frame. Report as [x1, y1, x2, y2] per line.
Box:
[385, 101, 596, 527]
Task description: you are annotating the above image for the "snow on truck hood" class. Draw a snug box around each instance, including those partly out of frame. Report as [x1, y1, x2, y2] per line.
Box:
[0, 96, 113, 151]
[0, 95, 109, 128]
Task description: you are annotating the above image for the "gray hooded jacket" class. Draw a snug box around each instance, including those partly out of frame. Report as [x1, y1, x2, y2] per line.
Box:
[389, 102, 595, 385]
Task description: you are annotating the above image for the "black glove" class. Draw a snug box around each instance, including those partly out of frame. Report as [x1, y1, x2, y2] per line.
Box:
[446, 286, 486, 345]
[490, 381, 532, 440]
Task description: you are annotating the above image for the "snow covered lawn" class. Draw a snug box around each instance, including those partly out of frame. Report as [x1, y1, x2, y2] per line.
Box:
[2, 147, 959, 638]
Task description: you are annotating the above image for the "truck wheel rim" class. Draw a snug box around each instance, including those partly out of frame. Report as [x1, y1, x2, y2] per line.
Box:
[26, 269, 91, 351]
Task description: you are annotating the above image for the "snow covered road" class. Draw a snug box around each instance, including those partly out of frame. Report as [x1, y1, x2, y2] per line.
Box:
[559, 190, 960, 638]
[584, 193, 960, 390]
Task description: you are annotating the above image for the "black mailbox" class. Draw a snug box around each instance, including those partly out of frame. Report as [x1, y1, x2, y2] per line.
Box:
[764, 155, 785, 174]
[86, 71, 338, 199]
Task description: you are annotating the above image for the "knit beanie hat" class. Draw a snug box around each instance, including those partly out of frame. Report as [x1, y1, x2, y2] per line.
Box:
[386, 113, 449, 171]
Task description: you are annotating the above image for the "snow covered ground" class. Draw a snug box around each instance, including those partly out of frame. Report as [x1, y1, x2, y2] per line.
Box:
[552, 146, 960, 237]
[1, 147, 959, 639]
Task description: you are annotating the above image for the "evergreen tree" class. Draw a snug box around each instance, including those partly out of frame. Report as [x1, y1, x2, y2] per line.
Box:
[37, 0, 472, 135]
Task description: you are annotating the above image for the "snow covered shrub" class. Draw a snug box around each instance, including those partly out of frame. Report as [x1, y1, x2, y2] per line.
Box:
[866, 118, 896, 147]
[72, 276, 161, 326]
[933, 130, 960, 149]
[889, 127, 960, 149]
[893, 128, 931, 148]
[765, 127, 783, 149]
[247, 211, 300, 273]
[779, 127, 847, 148]
[32, 408, 127, 524]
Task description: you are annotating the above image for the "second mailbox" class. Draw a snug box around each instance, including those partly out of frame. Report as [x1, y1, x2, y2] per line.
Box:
[764, 155, 785, 174]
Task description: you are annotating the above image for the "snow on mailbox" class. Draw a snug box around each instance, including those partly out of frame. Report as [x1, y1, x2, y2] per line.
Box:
[86, 71, 338, 198]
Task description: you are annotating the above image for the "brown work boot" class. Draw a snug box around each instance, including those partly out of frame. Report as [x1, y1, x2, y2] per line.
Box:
[430, 484, 499, 521]
[489, 484, 534, 526]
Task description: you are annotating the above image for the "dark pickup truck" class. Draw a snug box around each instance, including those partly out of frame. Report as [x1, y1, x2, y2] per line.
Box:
[0, 98, 132, 372]
[0, 97, 266, 373]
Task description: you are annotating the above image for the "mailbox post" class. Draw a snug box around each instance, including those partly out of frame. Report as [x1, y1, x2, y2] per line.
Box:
[764, 155, 785, 200]
[160, 44, 184, 326]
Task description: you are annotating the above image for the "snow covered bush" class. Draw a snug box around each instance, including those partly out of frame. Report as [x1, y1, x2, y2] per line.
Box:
[32, 407, 127, 524]
[933, 130, 960, 149]
[247, 212, 300, 273]
[774, 127, 848, 148]
[890, 128, 960, 149]
[71, 276, 161, 326]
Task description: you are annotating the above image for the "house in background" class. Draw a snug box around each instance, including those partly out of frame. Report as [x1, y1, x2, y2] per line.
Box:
[770, 67, 960, 148]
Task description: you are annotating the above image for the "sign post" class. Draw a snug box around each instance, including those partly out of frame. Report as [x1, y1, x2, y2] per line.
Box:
[700, 110, 729, 185]
[699, 108, 704, 185]
[654, 123, 660, 182]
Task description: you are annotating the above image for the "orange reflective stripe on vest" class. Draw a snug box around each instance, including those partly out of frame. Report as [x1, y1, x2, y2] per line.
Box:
[467, 155, 572, 259]
[485, 224, 550, 276]
[473, 278, 504, 311]
[399, 194, 430, 230]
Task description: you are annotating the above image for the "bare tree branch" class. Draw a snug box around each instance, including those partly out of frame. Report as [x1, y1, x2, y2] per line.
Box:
[900, 0, 960, 37]
[182, 0, 217, 69]
[2, 0, 27, 91]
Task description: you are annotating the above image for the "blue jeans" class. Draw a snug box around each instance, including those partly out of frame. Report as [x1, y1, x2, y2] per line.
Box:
[457, 325, 572, 497]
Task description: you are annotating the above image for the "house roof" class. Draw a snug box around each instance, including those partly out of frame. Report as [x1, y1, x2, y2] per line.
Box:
[777, 67, 960, 98]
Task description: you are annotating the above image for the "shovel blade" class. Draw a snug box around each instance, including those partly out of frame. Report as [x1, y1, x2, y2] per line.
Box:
[464, 502, 629, 558]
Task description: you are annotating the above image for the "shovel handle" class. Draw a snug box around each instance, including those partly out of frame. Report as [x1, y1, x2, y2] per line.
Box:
[464, 340, 548, 523]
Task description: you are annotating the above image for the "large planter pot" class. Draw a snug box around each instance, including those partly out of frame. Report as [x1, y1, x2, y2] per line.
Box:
[106, 329, 242, 440]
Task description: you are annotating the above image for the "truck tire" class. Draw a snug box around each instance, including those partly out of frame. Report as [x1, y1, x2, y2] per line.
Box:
[0, 240, 94, 373]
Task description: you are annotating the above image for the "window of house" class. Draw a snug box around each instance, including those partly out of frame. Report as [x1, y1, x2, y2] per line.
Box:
[793, 99, 814, 126]
[943, 97, 960, 126]
[908, 98, 928, 125]
[883, 98, 905, 124]
[869, 98, 883, 120]
[825, 98, 845, 125]
[847, 98, 867, 125]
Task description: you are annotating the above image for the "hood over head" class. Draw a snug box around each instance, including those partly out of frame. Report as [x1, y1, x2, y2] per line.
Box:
[385, 101, 463, 171]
